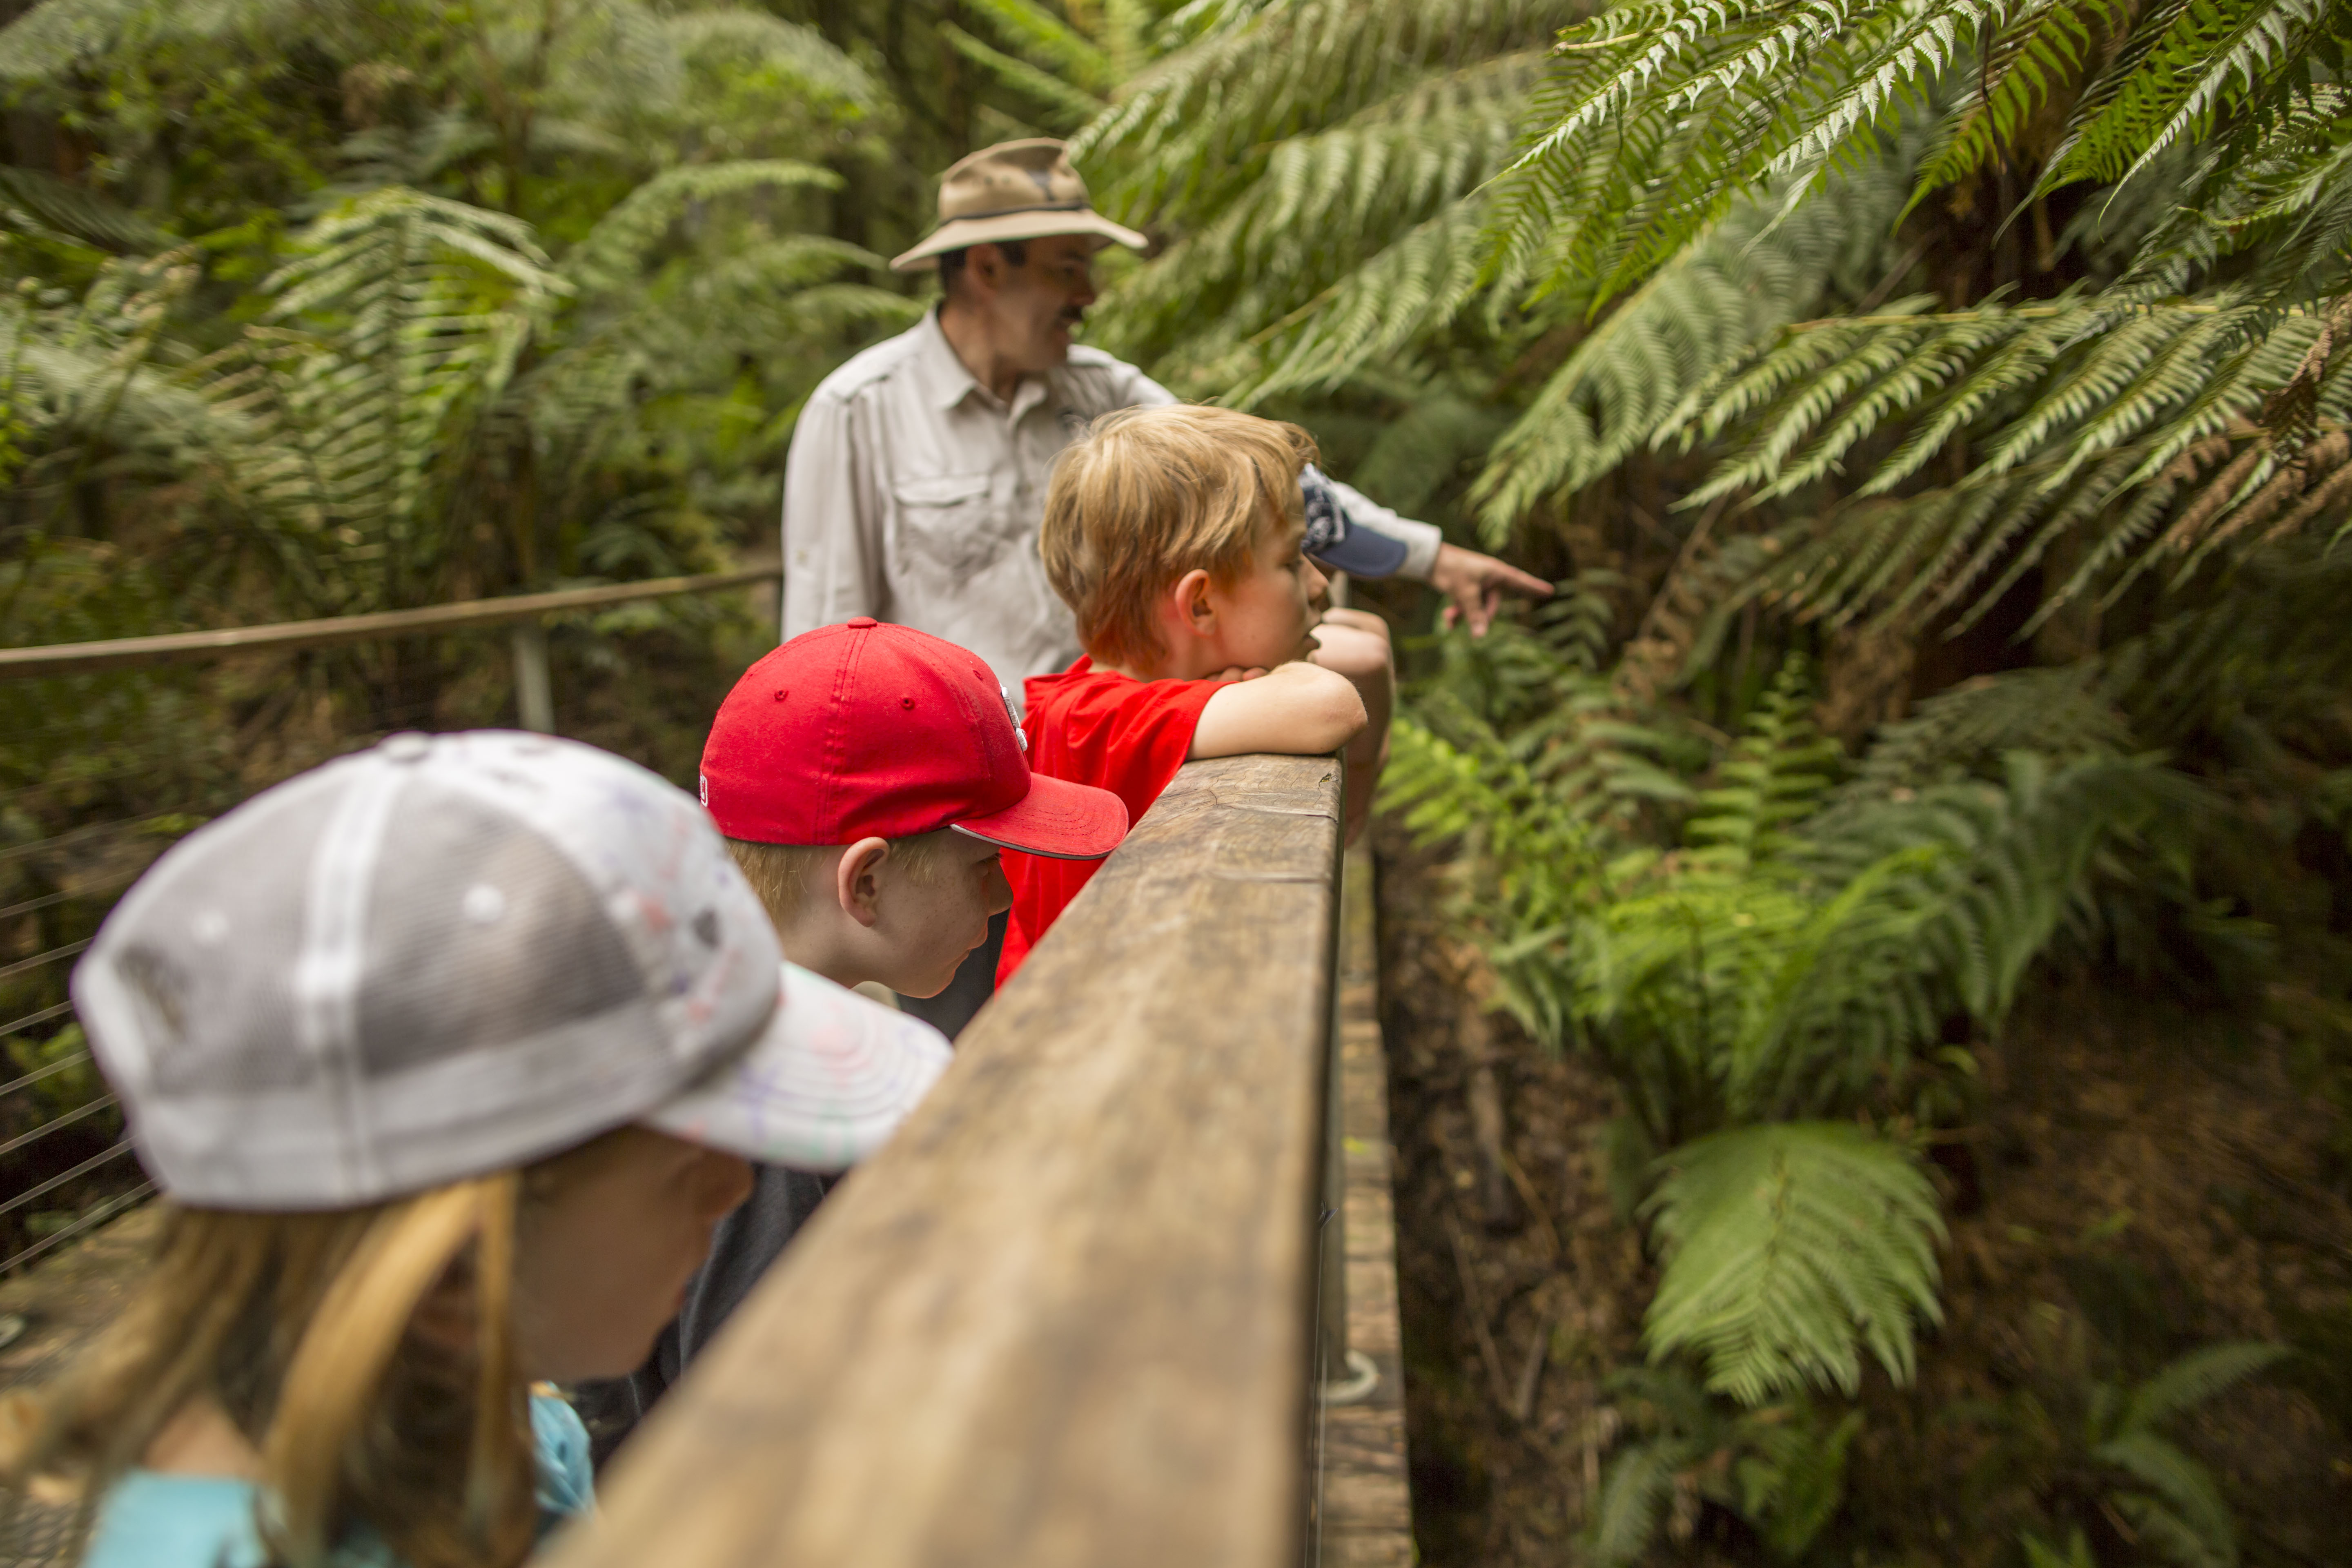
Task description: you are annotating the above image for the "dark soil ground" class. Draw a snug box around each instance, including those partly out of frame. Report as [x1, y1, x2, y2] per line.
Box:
[1374, 827, 2352, 1567]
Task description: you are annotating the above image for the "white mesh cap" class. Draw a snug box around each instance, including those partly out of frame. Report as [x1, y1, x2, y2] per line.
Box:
[71, 731, 951, 1209]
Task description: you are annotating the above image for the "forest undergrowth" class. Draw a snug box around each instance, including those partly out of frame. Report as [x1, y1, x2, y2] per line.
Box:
[1376, 820, 2352, 1568]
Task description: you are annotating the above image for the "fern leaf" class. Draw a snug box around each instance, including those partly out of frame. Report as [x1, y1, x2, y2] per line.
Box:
[1642, 1121, 1945, 1406]
[561, 160, 839, 295]
[941, 21, 1111, 126]
[2091, 1429, 2239, 1568]
[1587, 1435, 1694, 1568]
[2119, 1340, 2287, 1431]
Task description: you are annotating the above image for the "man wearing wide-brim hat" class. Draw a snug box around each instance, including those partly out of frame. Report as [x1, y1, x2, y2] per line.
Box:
[783, 137, 1548, 684]
[780, 138, 1550, 1027]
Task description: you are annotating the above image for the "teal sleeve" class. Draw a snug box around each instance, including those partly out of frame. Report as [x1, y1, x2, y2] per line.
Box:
[529, 1392, 596, 1523]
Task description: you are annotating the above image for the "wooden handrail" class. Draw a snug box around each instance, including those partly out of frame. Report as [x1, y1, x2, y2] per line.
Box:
[0, 567, 780, 679]
[548, 753, 1345, 1568]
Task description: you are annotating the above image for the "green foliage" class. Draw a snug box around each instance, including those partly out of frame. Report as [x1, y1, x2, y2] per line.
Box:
[2020, 1528, 2098, 1568]
[1489, 0, 2001, 305]
[1474, 0, 2352, 629]
[215, 189, 566, 607]
[1962, 1308, 2287, 1568]
[1411, 657, 2188, 1143]
[1080, 0, 1570, 400]
[1588, 1364, 1861, 1565]
[1642, 1121, 1943, 1404]
[1391, 639, 2191, 1426]
[1471, 139, 1920, 539]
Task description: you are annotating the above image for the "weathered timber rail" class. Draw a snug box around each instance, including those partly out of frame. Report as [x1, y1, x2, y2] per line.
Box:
[0, 567, 778, 679]
[548, 753, 1378, 1568]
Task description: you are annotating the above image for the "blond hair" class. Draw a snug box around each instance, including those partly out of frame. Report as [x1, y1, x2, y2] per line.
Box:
[1038, 405, 1316, 667]
[0, 1134, 632, 1568]
[727, 833, 955, 930]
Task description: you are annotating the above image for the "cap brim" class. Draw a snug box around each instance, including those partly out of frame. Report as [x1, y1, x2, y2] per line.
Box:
[643, 963, 951, 1173]
[1306, 525, 1412, 578]
[951, 772, 1128, 860]
[891, 210, 1149, 273]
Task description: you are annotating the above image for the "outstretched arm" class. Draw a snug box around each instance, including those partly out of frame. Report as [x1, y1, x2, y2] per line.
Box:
[1323, 477, 1551, 635]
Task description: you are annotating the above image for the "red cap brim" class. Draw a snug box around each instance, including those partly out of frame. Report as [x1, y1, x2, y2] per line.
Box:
[951, 773, 1128, 860]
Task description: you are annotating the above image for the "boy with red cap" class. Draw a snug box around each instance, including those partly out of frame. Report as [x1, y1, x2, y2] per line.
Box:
[998, 403, 1394, 983]
[578, 617, 1126, 1452]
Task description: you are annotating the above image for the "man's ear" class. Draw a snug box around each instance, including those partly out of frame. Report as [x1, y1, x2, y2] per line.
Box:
[967, 242, 1012, 297]
[834, 837, 891, 929]
[1167, 568, 1215, 639]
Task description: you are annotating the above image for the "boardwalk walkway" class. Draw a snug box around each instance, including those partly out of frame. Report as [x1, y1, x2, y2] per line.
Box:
[1320, 846, 1416, 1566]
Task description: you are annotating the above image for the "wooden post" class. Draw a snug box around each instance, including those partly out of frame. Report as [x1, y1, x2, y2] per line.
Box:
[510, 621, 555, 734]
[544, 753, 1345, 1568]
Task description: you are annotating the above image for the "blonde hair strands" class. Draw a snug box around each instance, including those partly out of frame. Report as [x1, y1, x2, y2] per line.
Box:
[0, 1142, 628, 1568]
[1039, 405, 1316, 667]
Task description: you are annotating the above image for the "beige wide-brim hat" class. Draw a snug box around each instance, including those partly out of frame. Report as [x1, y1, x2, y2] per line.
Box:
[891, 138, 1148, 274]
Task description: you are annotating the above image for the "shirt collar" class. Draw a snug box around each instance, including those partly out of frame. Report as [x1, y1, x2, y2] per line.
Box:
[917, 306, 1056, 419]
[916, 307, 987, 412]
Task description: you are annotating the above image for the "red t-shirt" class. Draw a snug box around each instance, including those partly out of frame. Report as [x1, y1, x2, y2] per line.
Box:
[997, 657, 1223, 984]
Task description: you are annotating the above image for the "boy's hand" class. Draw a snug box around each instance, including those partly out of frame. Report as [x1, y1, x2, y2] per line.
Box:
[1316, 605, 1392, 642]
[1213, 665, 1271, 682]
[1304, 618, 1394, 846]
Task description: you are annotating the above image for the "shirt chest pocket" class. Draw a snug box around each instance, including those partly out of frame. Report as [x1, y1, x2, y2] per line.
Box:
[893, 471, 1018, 579]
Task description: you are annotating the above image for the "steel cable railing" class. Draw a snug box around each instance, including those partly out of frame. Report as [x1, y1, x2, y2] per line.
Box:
[0, 801, 173, 1275]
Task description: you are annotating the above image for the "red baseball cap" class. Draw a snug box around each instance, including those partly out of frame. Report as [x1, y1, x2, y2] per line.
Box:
[700, 619, 1127, 859]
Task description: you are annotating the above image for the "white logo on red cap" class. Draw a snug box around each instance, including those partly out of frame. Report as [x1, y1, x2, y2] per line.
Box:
[998, 684, 1027, 752]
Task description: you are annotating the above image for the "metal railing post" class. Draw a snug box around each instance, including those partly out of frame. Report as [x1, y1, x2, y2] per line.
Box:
[510, 620, 555, 734]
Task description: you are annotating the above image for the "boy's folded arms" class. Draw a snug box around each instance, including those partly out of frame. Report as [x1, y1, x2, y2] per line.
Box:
[1189, 660, 1365, 760]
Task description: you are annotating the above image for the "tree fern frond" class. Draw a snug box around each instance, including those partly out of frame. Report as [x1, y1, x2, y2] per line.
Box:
[1642, 1121, 1945, 1405]
[2041, 0, 2334, 196]
[1090, 44, 1546, 384]
[942, 21, 1110, 126]
[1846, 666, 2136, 793]
[1490, 0, 1987, 311]
[964, 0, 1118, 91]
[0, 166, 169, 253]
[1083, 0, 1566, 221]
[0, 0, 333, 85]
[1908, 0, 2118, 203]
[657, 8, 879, 110]
[560, 160, 838, 296]
[1665, 290, 2338, 625]
[223, 189, 567, 603]
[1474, 142, 1918, 532]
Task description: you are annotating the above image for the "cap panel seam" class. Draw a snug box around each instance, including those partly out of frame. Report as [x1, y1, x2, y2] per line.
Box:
[292, 757, 410, 1199]
[820, 627, 862, 842]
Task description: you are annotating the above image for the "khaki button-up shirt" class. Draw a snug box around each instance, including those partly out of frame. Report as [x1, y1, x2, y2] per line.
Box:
[780, 311, 1440, 710]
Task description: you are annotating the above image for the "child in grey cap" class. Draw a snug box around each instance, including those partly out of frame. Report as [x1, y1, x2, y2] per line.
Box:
[0, 732, 949, 1568]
